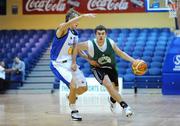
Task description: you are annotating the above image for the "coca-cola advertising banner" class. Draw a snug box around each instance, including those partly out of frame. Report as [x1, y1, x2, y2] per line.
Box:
[23, 0, 145, 14]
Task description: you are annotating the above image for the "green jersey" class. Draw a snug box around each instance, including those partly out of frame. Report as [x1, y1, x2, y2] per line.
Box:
[91, 38, 116, 68]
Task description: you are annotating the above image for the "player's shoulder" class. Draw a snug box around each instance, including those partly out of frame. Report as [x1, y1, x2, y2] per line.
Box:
[107, 38, 115, 46]
[87, 39, 93, 46]
[107, 38, 115, 43]
[56, 23, 70, 38]
[87, 39, 95, 44]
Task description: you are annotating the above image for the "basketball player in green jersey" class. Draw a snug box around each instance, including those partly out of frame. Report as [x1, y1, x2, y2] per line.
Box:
[77, 25, 138, 117]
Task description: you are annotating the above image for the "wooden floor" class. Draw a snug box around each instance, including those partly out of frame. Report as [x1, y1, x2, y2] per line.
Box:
[0, 90, 180, 126]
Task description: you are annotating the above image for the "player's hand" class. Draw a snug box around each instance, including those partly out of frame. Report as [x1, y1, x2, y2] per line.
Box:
[71, 63, 77, 71]
[89, 60, 100, 67]
[83, 13, 96, 18]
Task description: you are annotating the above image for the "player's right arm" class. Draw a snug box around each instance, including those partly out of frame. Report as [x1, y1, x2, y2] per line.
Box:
[113, 43, 136, 63]
[56, 14, 96, 38]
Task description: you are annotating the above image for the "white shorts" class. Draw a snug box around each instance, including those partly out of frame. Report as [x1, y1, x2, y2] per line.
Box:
[50, 60, 87, 88]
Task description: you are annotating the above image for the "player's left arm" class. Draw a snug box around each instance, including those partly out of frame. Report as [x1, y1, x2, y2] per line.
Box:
[77, 42, 100, 67]
[78, 50, 89, 59]
[112, 43, 136, 63]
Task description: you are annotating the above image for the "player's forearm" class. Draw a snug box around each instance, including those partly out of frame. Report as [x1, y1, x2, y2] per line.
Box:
[114, 45, 135, 63]
[69, 15, 83, 24]
[78, 50, 89, 60]
[119, 52, 136, 63]
[72, 44, 78, 64]
[56, 15, 85, 37]
[77, 42, 89, 60]
[65, 14, 88, 29]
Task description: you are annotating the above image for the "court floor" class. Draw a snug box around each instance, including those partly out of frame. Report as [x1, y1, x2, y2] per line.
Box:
[0, 90, 180, 126]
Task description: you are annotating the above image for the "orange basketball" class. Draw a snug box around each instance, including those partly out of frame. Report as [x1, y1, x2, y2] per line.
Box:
[132, 60, 148, 76]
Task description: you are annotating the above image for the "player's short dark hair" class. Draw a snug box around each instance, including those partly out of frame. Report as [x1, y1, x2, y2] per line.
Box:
[65, 8, 80, 22]
[95, 25, 107, 33]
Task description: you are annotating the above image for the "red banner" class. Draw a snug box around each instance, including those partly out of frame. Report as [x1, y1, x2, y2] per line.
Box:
[23, 0, 145, 14]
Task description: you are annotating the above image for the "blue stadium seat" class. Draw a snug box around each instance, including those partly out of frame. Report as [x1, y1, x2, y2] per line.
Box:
[158, 36, 168, 41]
[143, 51, 154, 57]
[141, 56, 152, 65]
[149, 68, 161, 75]
[118, 68, 126, 76]
[117, 62, 128, 68]
[153, 50, 165, 57]
[147, 36, 157, 41]
[123, 73, 135, 81]
[156, 40, 167, 46]
[150, 62, 162, 68]
[134, 46, 144, 52]
[152, 56, 164, 62]
[155, 46, 166, 52]
[123, 46, 134, 53]
[136, 42, 146, 47]
[137, 36, 146, 41]
[144, 46, 155, 52]
[132, 51, 143, 58]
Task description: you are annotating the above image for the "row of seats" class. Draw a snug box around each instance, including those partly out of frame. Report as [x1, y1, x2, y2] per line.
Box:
[0, 30, 54, 72]
[0, 30, 54, 89]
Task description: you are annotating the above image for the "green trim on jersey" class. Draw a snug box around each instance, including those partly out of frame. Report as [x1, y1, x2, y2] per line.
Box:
[91, 38, 116, 68]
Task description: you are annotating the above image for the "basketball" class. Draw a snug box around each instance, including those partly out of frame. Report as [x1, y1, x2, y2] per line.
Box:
[132, 60, 148, 76]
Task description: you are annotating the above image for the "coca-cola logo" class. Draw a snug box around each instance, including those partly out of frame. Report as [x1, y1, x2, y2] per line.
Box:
[87, 0, 128, 11]
[25, 0, 66, 12]
[23, 0, 145, 14]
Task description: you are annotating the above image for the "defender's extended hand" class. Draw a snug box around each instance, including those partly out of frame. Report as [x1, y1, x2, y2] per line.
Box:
[83, 13, 96, 18]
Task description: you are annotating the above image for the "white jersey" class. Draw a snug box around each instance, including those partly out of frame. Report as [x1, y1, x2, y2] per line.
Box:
[50, 29, 79, 62]
[50, 29, 86, 87]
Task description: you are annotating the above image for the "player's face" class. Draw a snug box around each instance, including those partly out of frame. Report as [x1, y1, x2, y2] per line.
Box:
[96, 30, 107, 46]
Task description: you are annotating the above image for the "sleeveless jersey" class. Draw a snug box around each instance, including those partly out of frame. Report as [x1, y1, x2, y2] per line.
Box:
[50, 29, 78, 62]
[91, 38, 116, 68]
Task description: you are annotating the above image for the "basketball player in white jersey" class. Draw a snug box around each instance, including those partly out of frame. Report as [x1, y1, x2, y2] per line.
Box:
[50, 8, 95, 121]
[77, 25, 139, 117]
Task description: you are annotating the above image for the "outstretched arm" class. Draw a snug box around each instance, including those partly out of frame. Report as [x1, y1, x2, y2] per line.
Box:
[56, 14, 96, 38]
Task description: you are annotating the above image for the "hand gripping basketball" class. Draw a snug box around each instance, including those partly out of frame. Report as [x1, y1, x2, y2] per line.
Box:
[132, 59, 148, 76]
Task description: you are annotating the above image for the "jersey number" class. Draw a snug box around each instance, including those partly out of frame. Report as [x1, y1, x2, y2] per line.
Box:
[68, 47, 73, 55]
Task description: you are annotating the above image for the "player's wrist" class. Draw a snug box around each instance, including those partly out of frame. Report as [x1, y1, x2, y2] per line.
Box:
[130, 58, 136, 63]
[72, 61, 76, 64]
